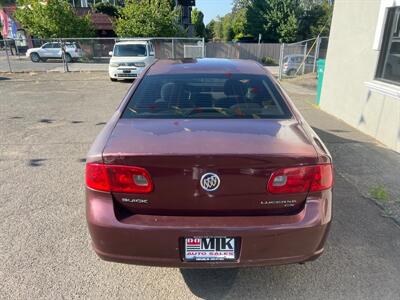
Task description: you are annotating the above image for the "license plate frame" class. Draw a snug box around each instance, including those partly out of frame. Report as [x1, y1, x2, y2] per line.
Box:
[182, 237, 239, 262]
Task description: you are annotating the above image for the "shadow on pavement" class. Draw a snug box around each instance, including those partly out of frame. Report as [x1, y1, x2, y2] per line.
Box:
[180, 268, 239, 299]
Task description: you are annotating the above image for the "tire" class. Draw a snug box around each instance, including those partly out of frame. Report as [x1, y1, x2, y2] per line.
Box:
[110, 77, 117, 82]
[30, 52, 41, 63]
[287, 69, 296, 77]
[64, 53, 72, 63]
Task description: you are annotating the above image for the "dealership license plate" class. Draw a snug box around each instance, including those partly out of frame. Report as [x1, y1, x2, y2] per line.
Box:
[184, 237, 236, 261]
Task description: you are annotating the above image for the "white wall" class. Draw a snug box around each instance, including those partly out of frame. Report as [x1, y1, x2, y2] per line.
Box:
[320, 0, 400, 152]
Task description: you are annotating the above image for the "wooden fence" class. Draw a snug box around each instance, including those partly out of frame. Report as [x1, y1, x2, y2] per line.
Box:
[205, 43, 283, 63]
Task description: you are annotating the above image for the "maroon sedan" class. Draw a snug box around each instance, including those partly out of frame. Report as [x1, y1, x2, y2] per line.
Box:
[86, 58, 333, 268]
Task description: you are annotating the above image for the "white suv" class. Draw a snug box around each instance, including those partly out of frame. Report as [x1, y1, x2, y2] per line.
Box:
[26, 42, 83, 63]
[108, 41, 155, 81]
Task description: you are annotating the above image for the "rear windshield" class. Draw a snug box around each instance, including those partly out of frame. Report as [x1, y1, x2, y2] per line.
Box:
[122, 74, 292, 119]
[114, 44, 147, 57]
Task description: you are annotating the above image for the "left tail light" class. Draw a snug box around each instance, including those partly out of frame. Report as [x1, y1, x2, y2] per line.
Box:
[267, 164, 333, 194]
[86, 163, 153, 194]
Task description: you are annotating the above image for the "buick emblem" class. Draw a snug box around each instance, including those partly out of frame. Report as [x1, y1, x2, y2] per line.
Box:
[200, 173, 220, 192]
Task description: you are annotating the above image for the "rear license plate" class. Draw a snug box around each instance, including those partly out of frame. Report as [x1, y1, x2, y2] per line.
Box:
[184, 237, 237, 261]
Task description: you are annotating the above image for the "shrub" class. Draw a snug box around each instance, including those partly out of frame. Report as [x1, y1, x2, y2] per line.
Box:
[261, 56, 278, 66]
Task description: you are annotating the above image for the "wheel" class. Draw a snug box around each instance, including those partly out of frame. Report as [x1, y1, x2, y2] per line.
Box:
[110, 77, 117, 82]
[64, 53, 72, 63]
[287, 69, 296, 76]
[30, 52, 41, 63]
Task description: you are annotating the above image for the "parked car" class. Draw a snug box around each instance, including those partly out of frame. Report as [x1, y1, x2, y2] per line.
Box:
[108, 41, 156, 81]
[86, 58, 333, 268]
[26, 42, 82, 63]
[283, 54, 315, 76]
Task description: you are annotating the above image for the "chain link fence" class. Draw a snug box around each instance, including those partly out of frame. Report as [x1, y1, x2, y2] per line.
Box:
[0, 36, 327, 77]
[278, 37, 329, 80]
[0, 37, 205, 73]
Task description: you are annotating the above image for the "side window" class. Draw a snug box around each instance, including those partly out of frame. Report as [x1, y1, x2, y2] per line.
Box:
[53, 43, 61, 49]
[375, 7, 400, 85]
[42, 43, 52, 49]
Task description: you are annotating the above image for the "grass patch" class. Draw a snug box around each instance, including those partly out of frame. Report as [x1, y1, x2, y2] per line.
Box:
[369, 185, 389, 202]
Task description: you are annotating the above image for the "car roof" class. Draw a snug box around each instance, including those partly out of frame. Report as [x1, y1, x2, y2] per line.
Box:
[115, 41, 149, 45]
[147, 58, 267, 75]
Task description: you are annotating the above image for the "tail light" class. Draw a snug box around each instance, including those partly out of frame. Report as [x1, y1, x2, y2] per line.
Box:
[86, 163, 153, 193]
[267, 164, 333, 194]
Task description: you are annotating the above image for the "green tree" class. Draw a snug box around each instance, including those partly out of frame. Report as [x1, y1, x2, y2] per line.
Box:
[191, 8, 205, 37]
[246, 0, 299, 43]
[297, 1, 332, 39]
[309, 1, 332, 37]
[205, 19, 215, 41]
[92, 2, 119, 18]
[231, 6, 247, 40]
[115, 0, 182, 37]
[15, 0, 94, 38]
[211, 16, 224, 41]
[222, 14, 234, 41]
[0, 0, 15, 6]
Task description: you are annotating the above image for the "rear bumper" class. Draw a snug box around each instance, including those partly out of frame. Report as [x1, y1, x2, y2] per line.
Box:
[86, 189, 332, 268]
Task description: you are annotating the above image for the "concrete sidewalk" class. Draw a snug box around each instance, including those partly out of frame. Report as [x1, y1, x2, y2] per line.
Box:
[281, 77, 400, 225]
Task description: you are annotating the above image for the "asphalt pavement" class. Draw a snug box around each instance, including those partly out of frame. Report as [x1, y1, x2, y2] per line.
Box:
[0, 72, 399, 299]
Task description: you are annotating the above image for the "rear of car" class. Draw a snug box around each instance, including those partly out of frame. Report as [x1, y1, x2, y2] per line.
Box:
[86, 59, 333, 267]
[283, 55, 315, 76]
[108, 41, 155, 81]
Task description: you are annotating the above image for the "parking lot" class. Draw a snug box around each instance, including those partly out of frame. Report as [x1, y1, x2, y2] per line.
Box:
[1, 72, 400, 299]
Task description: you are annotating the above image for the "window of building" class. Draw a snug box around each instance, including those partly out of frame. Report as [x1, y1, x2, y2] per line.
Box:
[376, 7, 400, 85]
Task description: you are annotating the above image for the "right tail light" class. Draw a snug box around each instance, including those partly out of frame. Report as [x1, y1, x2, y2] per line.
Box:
[267, 164, 333, 194]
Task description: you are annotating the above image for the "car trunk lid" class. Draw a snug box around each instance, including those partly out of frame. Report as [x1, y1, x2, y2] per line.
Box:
[102, 119, 319, 216]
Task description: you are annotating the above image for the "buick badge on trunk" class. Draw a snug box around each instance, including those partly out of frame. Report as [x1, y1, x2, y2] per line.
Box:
[200, 173, 220, 192]
[85, 58, 333, 267]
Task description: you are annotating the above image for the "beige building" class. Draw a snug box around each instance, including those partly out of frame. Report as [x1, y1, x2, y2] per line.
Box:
[320, 0, 400, 152]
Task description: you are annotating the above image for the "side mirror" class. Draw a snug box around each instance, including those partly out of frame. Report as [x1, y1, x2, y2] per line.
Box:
[108, 51, 113, 56]
[149, 51, 155, 56]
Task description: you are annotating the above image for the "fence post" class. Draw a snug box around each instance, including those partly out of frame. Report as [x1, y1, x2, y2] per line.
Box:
[302, 42, 307, 75]
[202, 37, 205, 58]
[313, 36, 321, 73]
[257, 40, 262, 62]
[4, 39, 13, 73]
[278, 43, 285, 81]
[61, 39, 69, 73]
[172, 38, 175, 59]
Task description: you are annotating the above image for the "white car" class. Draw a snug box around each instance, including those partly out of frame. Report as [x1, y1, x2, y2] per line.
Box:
[109, 41, 156, 81]
[26, 42, 82, 63]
